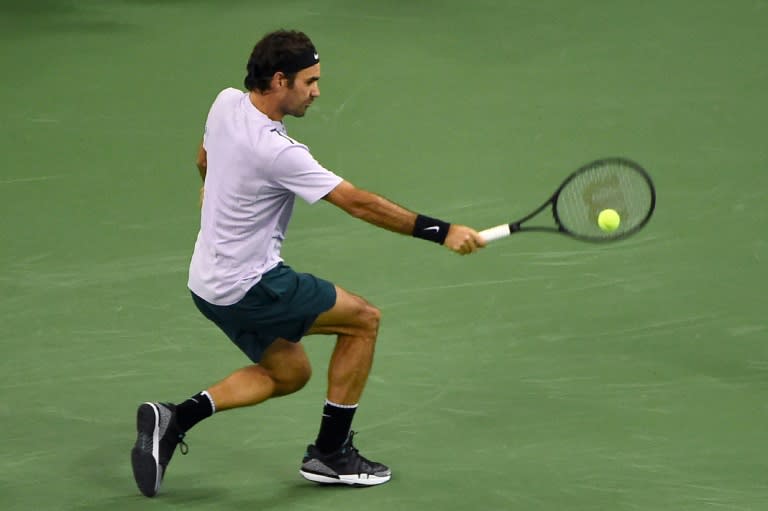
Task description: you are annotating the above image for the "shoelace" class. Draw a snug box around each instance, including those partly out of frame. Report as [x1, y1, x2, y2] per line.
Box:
[341, 430, 358, 454]
[178, 432, 189, 455]
[343, 431, 377, 468]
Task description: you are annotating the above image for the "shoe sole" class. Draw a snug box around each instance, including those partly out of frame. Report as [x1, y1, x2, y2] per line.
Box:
[131, 403, 162, 497]
[299, 469, 391, 486]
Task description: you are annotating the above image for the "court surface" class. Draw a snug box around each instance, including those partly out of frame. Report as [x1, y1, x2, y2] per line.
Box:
[1, 1, 766, 510]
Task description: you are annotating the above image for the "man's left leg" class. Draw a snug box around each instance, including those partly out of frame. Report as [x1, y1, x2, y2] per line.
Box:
[131, 339, 312, 497]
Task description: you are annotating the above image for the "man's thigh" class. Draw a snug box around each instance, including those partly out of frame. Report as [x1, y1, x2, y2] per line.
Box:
[306, 285, 377, 336]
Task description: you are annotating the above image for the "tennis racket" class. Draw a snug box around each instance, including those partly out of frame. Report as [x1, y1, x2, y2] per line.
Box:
[480, 157, 656, 243]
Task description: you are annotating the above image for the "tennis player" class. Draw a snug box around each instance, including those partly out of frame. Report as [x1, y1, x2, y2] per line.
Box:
[131, 29, 485, 497]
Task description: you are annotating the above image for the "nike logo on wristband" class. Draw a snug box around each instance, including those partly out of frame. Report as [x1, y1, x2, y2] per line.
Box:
[424, 226, 440, 232]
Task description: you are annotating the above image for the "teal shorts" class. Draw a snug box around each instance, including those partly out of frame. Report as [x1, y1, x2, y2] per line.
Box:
[191, 263, 337, 362]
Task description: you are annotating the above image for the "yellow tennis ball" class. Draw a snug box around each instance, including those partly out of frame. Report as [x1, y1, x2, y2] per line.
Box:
[598, 209, 621, 232]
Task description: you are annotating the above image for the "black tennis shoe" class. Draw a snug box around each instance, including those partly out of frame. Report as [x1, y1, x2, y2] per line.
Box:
[299, 431, 391, 486]
[130, 402, 188, 497]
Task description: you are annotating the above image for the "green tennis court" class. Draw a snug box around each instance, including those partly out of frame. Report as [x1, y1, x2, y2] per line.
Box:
[1, 1, 766, 509]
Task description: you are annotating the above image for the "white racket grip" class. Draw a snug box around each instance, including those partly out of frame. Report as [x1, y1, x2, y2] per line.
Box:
[479, 224, 511, 243]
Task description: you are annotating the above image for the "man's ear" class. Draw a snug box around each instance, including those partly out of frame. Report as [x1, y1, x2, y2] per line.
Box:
[272, 71, 287, 89]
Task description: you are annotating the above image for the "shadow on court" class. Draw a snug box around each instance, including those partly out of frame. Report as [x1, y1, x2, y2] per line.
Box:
[74, 468, 352, 511]
[70, 438, 358, 511]
[74, 442, 230, 510]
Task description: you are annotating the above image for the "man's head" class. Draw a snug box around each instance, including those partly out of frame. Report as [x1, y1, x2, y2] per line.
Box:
[244, 30, 321, 118]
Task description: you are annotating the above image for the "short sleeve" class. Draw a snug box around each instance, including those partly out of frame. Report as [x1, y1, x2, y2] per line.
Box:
[270, 145, 343, 204]
[203, 88, 240, 150]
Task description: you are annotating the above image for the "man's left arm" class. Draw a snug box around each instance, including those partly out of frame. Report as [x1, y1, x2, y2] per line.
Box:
[196, 141, 206, 206]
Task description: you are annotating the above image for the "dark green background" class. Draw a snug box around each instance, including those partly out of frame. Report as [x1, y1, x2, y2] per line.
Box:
[1, 1, 766, 510]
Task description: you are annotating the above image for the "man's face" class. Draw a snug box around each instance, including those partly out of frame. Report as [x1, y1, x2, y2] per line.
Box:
[281, 63, 320, 118]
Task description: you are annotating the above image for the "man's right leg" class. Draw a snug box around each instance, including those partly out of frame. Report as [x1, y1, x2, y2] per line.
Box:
[299, 285, 391, 486]
[307, 286, 381, 404]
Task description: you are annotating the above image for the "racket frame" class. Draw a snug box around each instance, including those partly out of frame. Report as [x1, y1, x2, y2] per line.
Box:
[481, 157, 656, 243]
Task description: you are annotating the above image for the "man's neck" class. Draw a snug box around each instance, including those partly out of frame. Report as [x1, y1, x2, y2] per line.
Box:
[248, 90, 283, 121]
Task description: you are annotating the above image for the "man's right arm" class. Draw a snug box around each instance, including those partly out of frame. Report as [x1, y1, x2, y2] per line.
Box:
[323, 180, 485, 255]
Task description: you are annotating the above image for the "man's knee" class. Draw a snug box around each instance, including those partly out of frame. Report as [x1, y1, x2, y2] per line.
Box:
[286, 362, 312, 393]
[358, 301, 381, 338]
[260, 339, 312, 396]
[271, 359, 312, 396]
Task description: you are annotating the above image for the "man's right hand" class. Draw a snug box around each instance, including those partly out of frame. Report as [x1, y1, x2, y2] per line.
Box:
[444, 225, 486, 255]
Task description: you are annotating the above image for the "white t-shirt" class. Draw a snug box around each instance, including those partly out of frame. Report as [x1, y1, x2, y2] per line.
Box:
[188, 88, 343, 305]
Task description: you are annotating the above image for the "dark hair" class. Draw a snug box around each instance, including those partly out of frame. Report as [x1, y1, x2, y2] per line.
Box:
[244, 30, 317, 92]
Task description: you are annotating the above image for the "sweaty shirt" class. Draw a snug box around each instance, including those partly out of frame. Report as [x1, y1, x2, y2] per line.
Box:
[188, 88, 343, 305]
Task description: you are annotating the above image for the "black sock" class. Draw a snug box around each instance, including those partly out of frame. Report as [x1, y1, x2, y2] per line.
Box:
[175, 391, 215, 432]
[314, 400, 358, 453]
